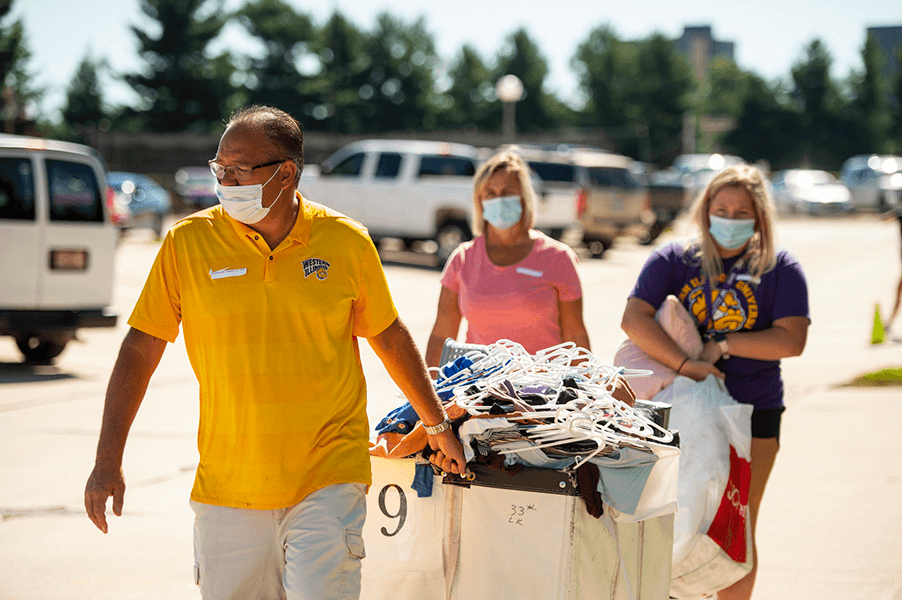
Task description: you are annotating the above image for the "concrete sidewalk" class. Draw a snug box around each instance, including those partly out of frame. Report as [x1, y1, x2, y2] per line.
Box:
[1, 371, 900, 600]
[754, 385, 902, 600]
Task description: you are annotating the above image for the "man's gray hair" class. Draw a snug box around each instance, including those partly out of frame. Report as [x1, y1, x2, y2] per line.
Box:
[227, 105, 304, 183]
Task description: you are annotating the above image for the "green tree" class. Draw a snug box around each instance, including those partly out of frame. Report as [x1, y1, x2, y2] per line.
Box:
[357, 13, 441, 132]
[631, 34, 693, 164]
[893, 46, 902, 152]
[573, 29, 692, 163]
[0, 0, 40, 133]
[849, 33, 891, 154]
[438, 45, 495, 131]
[124, 0, 235, 132]
[572, 26, 636, 128]
[790, 39, 851, 168]
[306, 11, 370, 133]
[234, 0, 316, 120]
[724, 75, 802, 169]
[699, 56, 750, 120]
[62, 53, 108, 133]
[493, 29, 556, 133]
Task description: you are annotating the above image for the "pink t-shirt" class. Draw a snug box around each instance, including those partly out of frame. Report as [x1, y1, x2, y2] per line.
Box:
[440, 232, 583, 353]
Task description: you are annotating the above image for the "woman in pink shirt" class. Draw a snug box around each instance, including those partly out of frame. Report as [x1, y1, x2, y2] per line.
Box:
[424, 149, 591, 367]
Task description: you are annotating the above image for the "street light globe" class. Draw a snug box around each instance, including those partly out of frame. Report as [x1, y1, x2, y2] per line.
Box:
[495, 74, 524, 103]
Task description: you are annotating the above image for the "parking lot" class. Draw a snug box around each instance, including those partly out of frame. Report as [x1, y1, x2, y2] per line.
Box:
[1, 212, 901, 599]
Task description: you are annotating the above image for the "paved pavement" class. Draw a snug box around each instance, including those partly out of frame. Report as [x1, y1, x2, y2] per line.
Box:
[1, 216, 901, 599]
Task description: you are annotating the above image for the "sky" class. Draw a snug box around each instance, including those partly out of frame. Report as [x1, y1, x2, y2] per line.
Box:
[14, 0, 902, 121]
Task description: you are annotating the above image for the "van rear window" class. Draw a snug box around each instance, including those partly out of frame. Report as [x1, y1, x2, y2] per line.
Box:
[587, 167, 641, 189]
[418, 156, 475, 177]
[529, 161, 576, 184]
[0, 158, 36, 221]
[47, 160, 104, 222]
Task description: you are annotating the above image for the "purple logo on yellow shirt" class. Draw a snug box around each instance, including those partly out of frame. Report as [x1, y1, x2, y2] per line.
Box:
[303, 258, 330, 280]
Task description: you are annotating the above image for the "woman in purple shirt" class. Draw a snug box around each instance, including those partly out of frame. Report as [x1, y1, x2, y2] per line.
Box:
[621, 164, 809, 600]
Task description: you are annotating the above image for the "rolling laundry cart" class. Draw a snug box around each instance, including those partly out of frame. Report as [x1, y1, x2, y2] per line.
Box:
[361, 457, 674, 600]
[361, 340, 678, 600]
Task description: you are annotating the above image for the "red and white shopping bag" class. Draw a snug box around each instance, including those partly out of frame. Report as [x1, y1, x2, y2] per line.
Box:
[655, 376, 755, 599]
[670, 446, 753, 598]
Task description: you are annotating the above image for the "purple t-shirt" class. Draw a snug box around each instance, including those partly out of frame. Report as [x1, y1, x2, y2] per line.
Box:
[630, 241, 809, 410]
[441, 232, 583, 354]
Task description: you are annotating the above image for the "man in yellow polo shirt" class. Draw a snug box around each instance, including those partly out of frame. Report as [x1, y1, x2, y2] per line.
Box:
[85, 105, 466, 600]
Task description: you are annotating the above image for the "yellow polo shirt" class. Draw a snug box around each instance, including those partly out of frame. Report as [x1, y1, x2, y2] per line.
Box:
[128, 194, 398, 509]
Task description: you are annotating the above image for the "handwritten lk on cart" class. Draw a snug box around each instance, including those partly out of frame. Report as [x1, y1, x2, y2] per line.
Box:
[509, 504, 538, 526]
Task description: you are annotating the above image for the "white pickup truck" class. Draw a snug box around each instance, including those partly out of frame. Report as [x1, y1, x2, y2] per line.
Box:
[297, 139, 577, 266]
[297, 140, 476, 266]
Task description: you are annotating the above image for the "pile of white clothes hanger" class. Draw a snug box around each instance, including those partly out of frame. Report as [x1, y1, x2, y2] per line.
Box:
[430, 340, 674, 467]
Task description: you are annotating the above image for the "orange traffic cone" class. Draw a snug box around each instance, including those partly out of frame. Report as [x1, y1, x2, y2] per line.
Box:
[871, 304, 886, 345]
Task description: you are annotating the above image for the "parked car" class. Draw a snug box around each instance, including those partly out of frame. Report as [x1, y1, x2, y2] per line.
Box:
[573, 151, 654, 256]
[770, 169, 852, 215]
[106, 172, 171, 238]
[637, 163, 692, 244]
[174, 166, 217, 209]
[0, 133, 118, 362]
[672, 153, 747, 198]
[839, 155, 902, 210]
[297, 140, 478, 266]
[506, 143, 602, 241]
[510, 145, 653, 256]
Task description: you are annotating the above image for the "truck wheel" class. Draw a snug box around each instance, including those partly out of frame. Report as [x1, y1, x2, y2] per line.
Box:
[15, 335, 68, 363]
[435, 221, 470, 268]
[152, 213, 165, 240]
[640, 221, 664, 246]
[585, 237, 611, 258]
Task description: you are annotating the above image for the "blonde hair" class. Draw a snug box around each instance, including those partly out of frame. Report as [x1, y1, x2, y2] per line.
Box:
[688, 164, 777, 283]
[471, 149, 537, 237]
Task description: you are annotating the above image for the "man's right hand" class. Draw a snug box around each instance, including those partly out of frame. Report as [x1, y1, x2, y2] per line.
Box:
[85, 464, 126, 534]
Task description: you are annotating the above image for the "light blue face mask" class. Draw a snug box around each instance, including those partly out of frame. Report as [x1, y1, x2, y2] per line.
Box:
[482, 195, 523, 231]
[708, 215, 756, 250]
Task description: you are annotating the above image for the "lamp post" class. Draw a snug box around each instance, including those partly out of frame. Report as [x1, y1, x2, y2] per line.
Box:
[495, 74, 524, 143]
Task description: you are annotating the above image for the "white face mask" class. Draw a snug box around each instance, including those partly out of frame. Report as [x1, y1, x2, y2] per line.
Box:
[215, 166, 284, 225]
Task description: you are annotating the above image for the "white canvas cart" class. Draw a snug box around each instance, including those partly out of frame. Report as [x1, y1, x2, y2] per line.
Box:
[361, 457, 675, 600]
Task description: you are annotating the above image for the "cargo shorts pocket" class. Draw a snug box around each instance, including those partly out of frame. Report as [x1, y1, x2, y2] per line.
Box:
[345, 529, 365, 560]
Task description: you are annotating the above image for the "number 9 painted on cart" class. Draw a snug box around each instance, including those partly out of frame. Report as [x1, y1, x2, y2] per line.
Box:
[378, 484, 407, 537]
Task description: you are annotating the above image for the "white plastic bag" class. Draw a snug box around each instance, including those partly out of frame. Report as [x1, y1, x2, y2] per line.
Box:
[652, 375, 752, 565]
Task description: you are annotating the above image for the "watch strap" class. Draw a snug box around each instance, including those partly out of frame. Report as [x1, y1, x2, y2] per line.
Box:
[714, 332, 730, 358]
[423, 417, 451, 435]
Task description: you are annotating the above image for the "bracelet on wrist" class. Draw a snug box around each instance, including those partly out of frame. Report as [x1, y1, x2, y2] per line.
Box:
[676, 356, 689, 373]
[423, 416, 451, 435]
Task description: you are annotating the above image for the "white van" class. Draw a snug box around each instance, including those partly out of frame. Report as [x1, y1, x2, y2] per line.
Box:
[0, 134, 118, 362]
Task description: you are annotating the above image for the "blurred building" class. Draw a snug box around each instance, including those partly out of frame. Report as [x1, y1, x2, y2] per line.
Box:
[867, 25, 902, 106]
[676, 26, 735, 81]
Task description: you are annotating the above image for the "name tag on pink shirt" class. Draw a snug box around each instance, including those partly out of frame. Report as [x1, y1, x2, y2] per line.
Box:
[516, 267, 543, 278]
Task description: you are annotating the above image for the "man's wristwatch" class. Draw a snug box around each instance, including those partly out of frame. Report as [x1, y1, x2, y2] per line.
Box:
[714, 332, 730, 359]
[423, 417, 451, 435]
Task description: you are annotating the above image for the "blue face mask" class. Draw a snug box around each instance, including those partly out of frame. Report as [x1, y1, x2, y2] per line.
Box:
[482, 195, 523, 231]
[709, 215, 756, 250]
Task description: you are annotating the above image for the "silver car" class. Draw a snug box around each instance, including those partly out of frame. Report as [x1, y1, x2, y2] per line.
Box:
[839, 155, 902, 210]
[771, 169, 852, 215]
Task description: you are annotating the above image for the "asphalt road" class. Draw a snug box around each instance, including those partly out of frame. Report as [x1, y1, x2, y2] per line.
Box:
[1, 213, 900, 599]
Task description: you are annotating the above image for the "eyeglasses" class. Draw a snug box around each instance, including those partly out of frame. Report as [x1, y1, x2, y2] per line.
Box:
[208, 159, 285, 182]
